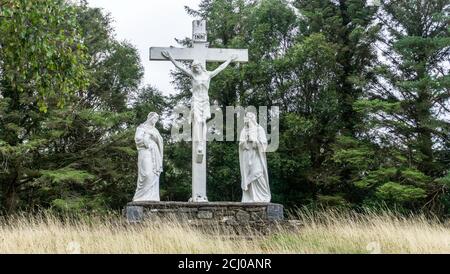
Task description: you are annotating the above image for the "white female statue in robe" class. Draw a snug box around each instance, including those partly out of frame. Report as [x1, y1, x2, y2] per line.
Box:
[162, 51, 237, 162]
[239, 112, 271, 203]
[133, 112, 164, 202]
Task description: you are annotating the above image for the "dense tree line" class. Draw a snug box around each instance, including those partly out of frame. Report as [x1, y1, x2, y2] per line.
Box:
[0, 0, 449, 216]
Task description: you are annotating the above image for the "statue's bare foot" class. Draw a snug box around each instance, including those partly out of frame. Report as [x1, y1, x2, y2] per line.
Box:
[197, 143, 203, 155]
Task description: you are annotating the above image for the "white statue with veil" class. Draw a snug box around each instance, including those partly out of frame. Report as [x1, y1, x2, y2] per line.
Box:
[133, 112, 164, 202]
[239, 112, 271, 203]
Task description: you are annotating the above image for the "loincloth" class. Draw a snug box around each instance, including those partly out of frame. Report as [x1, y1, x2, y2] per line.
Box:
[190, 96, 211, 123]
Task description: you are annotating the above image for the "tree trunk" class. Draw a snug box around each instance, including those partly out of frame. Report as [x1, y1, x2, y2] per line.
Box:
[4, 172, 19, 213]
[338, 0, 355, 137]
[416, 90, 435, 175]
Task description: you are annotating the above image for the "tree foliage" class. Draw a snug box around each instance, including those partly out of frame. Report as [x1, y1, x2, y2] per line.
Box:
[0, 0, 90, 111]
[0, 0, 449, 216]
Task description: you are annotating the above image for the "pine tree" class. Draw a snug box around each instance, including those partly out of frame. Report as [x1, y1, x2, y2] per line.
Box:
[290, 0, 381, 206]
[354, 0, 450, 211]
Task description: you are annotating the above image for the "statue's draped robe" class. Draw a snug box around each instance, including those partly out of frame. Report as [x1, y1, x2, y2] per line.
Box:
[239, 124, 271, 203]
[133, 124, 163, 202]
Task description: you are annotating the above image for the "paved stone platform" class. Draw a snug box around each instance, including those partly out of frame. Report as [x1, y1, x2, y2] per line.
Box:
[125, 201, 284, 225]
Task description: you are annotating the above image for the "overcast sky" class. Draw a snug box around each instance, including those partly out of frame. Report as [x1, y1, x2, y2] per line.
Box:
[87, 0, 202, 95]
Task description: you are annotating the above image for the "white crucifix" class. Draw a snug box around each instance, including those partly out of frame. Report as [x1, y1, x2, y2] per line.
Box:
[150, 20, 248, 202]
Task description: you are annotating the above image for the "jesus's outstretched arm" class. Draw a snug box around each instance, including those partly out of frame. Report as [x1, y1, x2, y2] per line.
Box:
[209, 55, 238, 78]
[162, 51, 193, 77]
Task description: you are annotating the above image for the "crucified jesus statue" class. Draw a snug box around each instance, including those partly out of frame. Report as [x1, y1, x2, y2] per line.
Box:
[150, 20, 248, 202]
[162, 50, 237, 161]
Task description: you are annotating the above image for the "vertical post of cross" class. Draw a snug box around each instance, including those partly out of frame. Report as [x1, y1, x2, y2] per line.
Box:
[191, 20, 208, 202]
[192, 20, 207, 67]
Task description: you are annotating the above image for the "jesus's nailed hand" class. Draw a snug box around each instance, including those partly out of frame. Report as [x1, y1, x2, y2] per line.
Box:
[161, 51, 171, 59]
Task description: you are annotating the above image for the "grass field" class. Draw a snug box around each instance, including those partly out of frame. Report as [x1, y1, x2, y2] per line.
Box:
[0, 209, 449, 254]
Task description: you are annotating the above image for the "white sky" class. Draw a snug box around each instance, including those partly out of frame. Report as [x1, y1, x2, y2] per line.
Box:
[87, 0, 202, 95]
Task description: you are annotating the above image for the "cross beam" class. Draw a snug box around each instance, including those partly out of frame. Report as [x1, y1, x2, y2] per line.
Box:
[150, 21, 248, 65]
[150, 46, 248, 63]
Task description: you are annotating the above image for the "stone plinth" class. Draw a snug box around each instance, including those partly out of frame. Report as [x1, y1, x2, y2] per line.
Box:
[125, 201, 284, 226]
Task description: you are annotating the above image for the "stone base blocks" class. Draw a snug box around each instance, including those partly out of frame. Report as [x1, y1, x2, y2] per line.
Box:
[125, 201, 284, 231]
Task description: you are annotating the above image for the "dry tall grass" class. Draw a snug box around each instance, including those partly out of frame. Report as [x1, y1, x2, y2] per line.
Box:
[0, 210, 448, 254]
